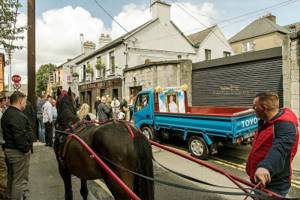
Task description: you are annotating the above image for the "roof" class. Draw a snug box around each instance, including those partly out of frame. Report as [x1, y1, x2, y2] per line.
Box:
[58, 53, 85, 68]
[229, 17, 289, 43]
[187, 25, 216, 46]
[76, 19, 159, 64]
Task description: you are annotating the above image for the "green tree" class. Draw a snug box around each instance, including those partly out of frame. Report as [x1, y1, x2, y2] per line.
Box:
[36, 63, 56, 96]
[0, 0, 25, 51]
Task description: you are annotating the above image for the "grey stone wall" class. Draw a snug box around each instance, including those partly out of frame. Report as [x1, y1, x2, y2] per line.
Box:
[283, 31, 300, 119]
[124, 60, 192, 104]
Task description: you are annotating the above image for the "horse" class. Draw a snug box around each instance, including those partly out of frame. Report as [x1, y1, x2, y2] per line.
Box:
[54, 88, 154, 200]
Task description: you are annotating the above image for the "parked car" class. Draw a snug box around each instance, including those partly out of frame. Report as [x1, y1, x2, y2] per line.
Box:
[133, 87, 258, 159]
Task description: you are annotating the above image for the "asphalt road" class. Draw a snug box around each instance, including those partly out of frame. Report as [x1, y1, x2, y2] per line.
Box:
[29, 144, 229, 200]
[157, 137, 300, 199]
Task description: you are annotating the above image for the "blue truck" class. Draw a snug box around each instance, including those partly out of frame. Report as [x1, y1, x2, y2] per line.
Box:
[133, 87, 258, 159]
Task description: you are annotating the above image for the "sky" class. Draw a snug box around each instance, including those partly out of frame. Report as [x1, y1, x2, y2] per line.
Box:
[3, 0, 300, 85]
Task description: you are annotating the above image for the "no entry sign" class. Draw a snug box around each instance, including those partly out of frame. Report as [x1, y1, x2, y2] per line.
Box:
[12, 74, 21, 83]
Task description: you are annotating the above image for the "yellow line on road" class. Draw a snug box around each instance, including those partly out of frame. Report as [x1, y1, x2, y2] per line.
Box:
[212, 157, 300, 189]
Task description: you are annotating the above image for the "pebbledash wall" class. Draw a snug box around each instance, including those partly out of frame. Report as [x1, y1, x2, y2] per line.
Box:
[282, 31, 300, 122]
[123, 59, 192, 104]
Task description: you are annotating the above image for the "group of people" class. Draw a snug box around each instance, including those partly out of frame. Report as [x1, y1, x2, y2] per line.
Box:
[36, 94, 57, 147]
[0, 90, 299, 199]
[93, 95, 135, 122]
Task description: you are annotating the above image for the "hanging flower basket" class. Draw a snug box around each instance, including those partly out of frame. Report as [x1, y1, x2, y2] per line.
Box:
[95, 59, 106, 70]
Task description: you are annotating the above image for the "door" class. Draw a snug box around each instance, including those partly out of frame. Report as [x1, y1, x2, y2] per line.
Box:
[100, 89, 106, 98]
[87, 91, 92, 111]
[133, 92, 153, 128]
[112, 89, 118, 99]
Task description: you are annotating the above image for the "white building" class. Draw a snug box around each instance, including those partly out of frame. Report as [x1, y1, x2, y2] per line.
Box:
[72, 0, 233, 112]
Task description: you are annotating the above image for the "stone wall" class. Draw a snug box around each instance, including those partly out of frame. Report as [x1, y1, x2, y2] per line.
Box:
[282, 31, 300, 119]
[123, 60, 192, 104]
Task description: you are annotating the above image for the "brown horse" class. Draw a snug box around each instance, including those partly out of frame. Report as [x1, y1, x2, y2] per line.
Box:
[54, 88, 154, 200]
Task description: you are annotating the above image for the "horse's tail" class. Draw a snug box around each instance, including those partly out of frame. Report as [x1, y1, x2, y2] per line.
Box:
[133, 133, 154, 200]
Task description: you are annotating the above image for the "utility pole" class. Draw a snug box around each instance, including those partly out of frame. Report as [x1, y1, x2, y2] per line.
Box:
[27, 0, 35, 104]
[27, 0, 37, 140]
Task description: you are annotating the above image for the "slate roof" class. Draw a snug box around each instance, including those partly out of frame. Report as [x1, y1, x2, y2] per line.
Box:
[229, 17, 289, 43]
[187, 25, 216, 46]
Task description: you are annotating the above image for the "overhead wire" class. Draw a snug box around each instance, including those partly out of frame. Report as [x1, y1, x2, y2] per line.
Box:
[171, 0, 233, 50]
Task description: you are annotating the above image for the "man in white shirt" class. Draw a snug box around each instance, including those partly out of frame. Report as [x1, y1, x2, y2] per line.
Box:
[168, 95, 178, 113]
[42, 96, 53, 147]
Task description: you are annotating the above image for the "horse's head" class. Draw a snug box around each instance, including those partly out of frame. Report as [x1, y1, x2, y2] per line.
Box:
[56, 87, 79, 130]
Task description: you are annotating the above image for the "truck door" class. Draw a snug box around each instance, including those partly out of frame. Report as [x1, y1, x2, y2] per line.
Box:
[133, 92, 153, 128]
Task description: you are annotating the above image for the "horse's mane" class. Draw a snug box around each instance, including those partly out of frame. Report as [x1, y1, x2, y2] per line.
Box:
[56, 95, 79, 129]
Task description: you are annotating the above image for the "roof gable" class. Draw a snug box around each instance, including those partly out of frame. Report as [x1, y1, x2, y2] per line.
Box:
[187, 25, 216, 46]
[229, 17, 289, 43]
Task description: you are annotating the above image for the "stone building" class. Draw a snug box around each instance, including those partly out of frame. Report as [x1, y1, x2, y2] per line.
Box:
[123, 60, 192, 104]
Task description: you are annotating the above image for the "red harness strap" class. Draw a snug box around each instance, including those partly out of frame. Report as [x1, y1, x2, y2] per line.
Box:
[125, 123, 135, 139]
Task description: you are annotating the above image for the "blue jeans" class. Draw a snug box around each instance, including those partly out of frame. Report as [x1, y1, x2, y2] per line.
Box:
[37, 116, 45, 143]
[267, 186, 289, 197]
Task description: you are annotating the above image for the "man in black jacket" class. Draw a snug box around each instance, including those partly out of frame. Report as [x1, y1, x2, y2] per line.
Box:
[1, 91, 33, 200]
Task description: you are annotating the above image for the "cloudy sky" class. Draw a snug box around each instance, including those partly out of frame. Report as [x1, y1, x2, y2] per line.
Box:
[3, 0, 300, 84]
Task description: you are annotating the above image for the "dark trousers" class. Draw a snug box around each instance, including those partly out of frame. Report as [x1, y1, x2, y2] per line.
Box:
[44, 122, 53, 146]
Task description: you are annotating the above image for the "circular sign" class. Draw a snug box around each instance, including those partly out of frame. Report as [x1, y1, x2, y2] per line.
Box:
[12, 74, 21, 83]
[13, 82, 21, 90]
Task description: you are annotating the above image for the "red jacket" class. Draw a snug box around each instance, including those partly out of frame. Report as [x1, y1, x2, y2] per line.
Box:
[246, 108, 299, 185]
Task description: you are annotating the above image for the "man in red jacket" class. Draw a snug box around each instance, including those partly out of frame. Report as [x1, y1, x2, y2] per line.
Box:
[246, 92, 299, 197]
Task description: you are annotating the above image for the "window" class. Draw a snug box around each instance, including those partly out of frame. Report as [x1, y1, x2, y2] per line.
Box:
[96, 56, 105, 78]
[83, 65, 86, 81]
[134, 94, 149, 112]
[205, 49, 211, 60]
[223, 51, 231, 57]
[242, 41, 255, 52]
[109, 51, 115, 74]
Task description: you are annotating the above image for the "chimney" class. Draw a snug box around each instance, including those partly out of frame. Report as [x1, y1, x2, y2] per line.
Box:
[99, 33, 112, 48]
[151, 0, 171, 22]
[263, 13, 276, 23]
[83, 41, 96, 54]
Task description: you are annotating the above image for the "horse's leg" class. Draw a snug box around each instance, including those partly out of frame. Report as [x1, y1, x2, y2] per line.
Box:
[103, 169, 134, 200]
[58, 164, 73, 200]
[80, 179, 88, 200]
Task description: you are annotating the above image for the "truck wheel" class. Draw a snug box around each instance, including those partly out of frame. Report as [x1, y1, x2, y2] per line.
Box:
[188, 136, 209, 160]
[141, 126, 154, 140]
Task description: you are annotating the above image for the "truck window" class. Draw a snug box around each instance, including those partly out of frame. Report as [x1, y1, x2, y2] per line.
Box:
[135, 94, 149, 111]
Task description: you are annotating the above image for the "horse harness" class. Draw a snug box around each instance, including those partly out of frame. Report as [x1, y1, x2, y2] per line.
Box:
[55, 119, 136, 161]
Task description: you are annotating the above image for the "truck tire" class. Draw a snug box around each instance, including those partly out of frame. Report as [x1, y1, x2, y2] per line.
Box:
[188, 136, 209, 160]
[141, 126, 154, 140]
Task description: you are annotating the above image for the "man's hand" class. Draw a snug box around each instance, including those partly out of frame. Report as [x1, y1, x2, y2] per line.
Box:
[254, 167, 271, 187]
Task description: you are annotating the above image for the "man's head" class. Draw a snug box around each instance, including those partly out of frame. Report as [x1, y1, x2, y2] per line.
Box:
[0, 94, 6, 108]
[47, 95, 52, 102]
[253, 92, 279, 120]
[10, 91, 27, 111]
[101, 96, 107, 103]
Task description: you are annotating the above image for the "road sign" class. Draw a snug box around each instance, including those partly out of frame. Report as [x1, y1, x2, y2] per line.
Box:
[12, 74, 21, 83]
[13, 82, 21, 90]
